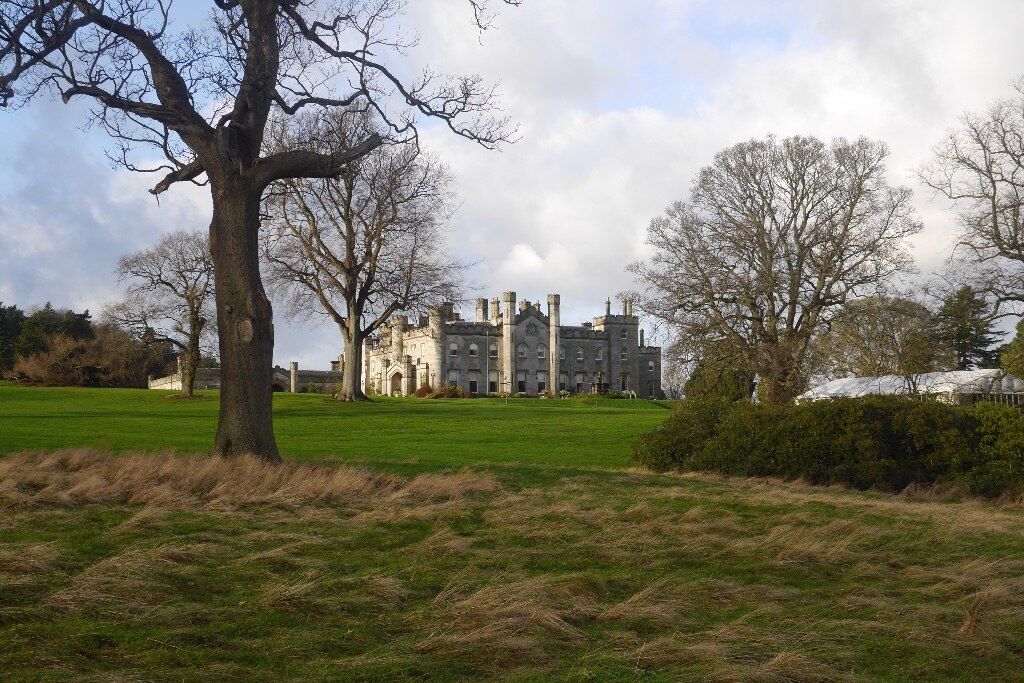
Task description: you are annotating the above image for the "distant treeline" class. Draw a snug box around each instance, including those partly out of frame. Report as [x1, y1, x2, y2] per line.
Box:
[0, 302, 176, 388]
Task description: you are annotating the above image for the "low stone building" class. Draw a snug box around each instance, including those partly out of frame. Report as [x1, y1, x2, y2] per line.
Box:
[148, 360, 341, 393]
[362, 292, 663, 398]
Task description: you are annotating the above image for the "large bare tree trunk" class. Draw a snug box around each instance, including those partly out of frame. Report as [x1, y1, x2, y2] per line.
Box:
[209, 178, 281, 461]
[337, 316, 368, 402]
[181, 307, 201, 398]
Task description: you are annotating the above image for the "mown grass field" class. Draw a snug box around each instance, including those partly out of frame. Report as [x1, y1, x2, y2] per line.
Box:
[0, 384, 670, 481]
[1, 383, 1023, 681]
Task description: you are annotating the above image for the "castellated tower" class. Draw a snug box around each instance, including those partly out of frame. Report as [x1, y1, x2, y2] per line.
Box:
[501, 291, 516, 393]
[429, 305, 445, 383]
[547, 294, 560, 393]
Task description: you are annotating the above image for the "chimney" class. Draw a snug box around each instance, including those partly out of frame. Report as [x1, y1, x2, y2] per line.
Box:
[622, 298, 629, 315]
[490, 297, 501, 322]
[605, 297, 611, 316]
[476, 298, 488, 322]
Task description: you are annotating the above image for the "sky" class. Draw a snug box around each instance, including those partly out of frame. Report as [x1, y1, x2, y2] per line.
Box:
[3, 0, 1024, 367]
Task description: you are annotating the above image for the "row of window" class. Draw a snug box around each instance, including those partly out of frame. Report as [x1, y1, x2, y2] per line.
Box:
[447, 342, 632, 362]
[443, 369, 637, 393]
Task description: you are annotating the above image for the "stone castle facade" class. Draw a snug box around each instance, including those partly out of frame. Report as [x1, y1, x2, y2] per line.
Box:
[363, 292, 663, 398]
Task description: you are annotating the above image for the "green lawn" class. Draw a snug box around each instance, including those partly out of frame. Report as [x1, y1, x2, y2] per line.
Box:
[1, 383, 1023, 681]
[0, 383, 671, 476]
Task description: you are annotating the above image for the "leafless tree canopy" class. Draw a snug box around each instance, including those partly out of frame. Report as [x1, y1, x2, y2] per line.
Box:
[922, 82, 1024, 314]
[0, 0, 516, 192]
[814, 295, 954, 388]
[262, 107, 464, 399]
[106, 229, 215, 396]
[0, 0, 518, 459]
[631, 135, 922, 404]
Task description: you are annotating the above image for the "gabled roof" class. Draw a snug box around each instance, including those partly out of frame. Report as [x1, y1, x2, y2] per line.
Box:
[514, 308, 549, 325]
[798, 369, 1024, 402]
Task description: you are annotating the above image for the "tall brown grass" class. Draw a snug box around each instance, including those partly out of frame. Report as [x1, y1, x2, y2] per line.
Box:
[0, 449, 500, 511]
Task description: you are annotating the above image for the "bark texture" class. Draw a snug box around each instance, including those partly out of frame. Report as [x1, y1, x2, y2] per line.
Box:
[210, 181, 279, 460]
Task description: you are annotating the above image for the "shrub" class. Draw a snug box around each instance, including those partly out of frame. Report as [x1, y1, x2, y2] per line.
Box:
[962, 402, 1024, 497]
[632, 395, 1022, 499]
[11, 326, 170, 388]
[632, 398, 732, 472]
[430, 383, 466, 399]
[414, 384, 433, 398]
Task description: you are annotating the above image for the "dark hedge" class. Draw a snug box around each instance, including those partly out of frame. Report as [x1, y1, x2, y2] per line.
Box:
[633, 396, 1024, 499]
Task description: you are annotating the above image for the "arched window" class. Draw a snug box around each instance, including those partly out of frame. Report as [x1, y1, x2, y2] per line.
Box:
[576, 347, 584, 362]
[469, 343, 478, 357]
[559, 346, 566, 361]
[449, 342, 458, 357]
[648, 360, 655, 372]
[489, 343, 498, 358]
[538, 344, 547, 360]
[596, 347, 603, 361]
[517, 343, 528, 360]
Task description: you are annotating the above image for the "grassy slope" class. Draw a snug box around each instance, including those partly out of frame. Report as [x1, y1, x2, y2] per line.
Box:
[1, 384, 1023, 681]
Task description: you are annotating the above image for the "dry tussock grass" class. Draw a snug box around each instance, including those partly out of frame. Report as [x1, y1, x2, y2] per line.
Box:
[756, 520, 870, 565]
[46, 544, 207, 615]
[0, 449, 500, 512]
[632, 637, 728, 668]
[416, 574, 604, 662]
[598, 578, 688, 625]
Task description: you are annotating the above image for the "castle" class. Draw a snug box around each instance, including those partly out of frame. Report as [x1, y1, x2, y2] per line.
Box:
[363, 292, 663, 398]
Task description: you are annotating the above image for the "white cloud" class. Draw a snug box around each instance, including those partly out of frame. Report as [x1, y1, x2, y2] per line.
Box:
[5, 0, 1024, 360]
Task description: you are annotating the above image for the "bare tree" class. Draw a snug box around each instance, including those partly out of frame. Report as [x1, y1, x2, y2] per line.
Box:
[816, 295, 955, 394]
[106, 230, 216, 397]
[922, 81, 1024, 315]
[630, 135, 922, 405]
[262, 108, 463, 401]
[0, 0, 516, 461]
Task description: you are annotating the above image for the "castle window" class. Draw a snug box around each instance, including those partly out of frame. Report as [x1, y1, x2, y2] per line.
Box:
[621, 374, 629, 391]
[469, 378, 479, 394]
[559, 373, 568, 390]
[537, 372, 548, 392]
[576, 347, 583, 362]
[538, 344, 546, 360]
[517, 343, 528, 360]
[648, 360, 655, 372]
[489, 343, 498, 358]
[449, 342, 458, 357]
[469, 343, 478, 357]
[447, 369, 459, 384]
[620, 329, 627, 341]
[559, 346, 566, 361]
[516, 371, 526, 393]
[596, 347, 603, 361]
[621, 349, 627, 361]
[488, 370, 498, 393]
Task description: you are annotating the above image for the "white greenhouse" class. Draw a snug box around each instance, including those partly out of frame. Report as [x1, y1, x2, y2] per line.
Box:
[797, 369, 1024, 406]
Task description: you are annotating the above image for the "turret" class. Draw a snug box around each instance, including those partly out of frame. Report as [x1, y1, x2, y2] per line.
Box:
[501, 291, 516, 393]
[429, 306, 446, 381]
[389, 315, 406, 363]
[548, 294, 560, 394]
